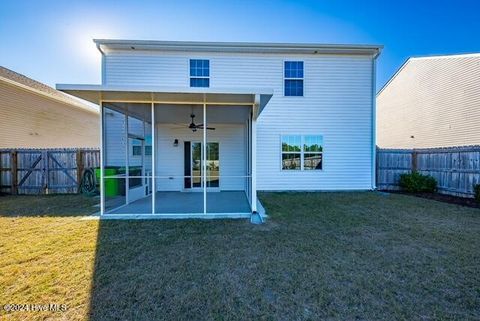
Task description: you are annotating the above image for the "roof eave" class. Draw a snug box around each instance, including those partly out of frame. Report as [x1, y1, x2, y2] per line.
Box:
[94, 39, 383, 56]
[57, 84, 274, 118]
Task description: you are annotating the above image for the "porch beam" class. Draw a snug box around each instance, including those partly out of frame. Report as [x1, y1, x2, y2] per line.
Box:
[100, 99, 253, 106]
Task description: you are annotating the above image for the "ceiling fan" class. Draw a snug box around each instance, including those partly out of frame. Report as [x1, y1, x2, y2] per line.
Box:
[187, 114, 215, 132]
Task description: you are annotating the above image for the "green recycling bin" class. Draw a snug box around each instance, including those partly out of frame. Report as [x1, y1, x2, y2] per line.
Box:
[95, 168, 118, 196]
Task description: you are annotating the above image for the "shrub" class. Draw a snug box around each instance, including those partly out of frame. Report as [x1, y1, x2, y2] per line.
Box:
[399, 171, 437, 193]
[474, 184, 480, 204]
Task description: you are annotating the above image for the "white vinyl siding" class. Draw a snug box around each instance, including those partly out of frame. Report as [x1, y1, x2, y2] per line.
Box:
[377, 54, 480, 149]
[104, 50, 374, 191]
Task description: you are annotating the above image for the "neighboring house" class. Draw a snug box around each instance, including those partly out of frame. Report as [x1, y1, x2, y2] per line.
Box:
[0, 66, 99, 149]
[377, 53, 480, 149]
[58, 40, 381, 217]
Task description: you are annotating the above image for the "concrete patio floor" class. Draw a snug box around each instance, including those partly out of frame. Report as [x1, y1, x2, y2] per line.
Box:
[106, 191, 251, 215]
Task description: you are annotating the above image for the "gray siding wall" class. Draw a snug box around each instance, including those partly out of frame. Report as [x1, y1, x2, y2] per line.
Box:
[377, 54, 480, 149]
[104, 50, 375, 190]
[103, 108, 146, 167]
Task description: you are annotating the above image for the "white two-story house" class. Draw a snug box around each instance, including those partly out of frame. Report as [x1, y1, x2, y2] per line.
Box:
[58, 40, 382, 218]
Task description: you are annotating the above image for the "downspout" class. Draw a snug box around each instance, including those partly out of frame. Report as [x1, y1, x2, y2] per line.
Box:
[96, 43, 106, 85]
[96, 42, 106, 215]
[250, 94, 263, 224]
[371, 49, 379, 190]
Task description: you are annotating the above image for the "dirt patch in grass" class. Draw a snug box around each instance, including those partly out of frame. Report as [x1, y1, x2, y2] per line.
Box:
[384, 190, 480, 209]
[0, 194, 98, 216]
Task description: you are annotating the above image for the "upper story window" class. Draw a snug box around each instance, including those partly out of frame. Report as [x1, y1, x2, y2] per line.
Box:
[190, 59, 210, 87]
[284, 61, 304, 96]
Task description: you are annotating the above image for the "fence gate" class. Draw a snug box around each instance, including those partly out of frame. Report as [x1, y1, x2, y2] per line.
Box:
[16, 150, 45, 194]
[0, 148, 100, 195]
[47, 150, 79, 194]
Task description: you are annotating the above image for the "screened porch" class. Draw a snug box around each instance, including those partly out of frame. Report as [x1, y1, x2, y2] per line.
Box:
[101, 101, 254, 216]
[56, 86, 272, 217]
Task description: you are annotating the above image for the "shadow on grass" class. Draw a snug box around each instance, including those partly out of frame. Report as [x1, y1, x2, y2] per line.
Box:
[87, 218, 271, 321]
[0, 194, 99, 217]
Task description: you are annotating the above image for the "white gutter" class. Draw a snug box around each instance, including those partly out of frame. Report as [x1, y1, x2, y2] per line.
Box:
[94, 39, 383, 56]
[56, 84, 274, 95]
[96, 43, 107, 85]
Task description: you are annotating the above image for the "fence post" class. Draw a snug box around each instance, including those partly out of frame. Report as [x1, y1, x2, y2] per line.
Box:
[43, 150, 48, 194]
[376, 148, 379, 188]
[11, 151, 18, 195]
[411, 150, 418, 172]
[0, 152, 2, 193]
[76, 150, 84, 193]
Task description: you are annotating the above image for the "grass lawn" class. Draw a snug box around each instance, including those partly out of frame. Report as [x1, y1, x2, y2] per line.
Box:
[0, 192, 479, 320]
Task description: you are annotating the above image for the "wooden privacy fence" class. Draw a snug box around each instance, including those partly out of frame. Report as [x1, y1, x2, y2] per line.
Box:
[1, 147, 479, 197]
[0, 148, 100, 195]
[377, 146, 480, 198]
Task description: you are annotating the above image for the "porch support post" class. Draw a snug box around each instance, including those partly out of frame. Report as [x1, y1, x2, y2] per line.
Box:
[203, 98, 207, 214]
[125, 111, 129, 203]
[99, 101, 105, 215]
[151, 102, 156, 214]
[251, 96, 259, 212]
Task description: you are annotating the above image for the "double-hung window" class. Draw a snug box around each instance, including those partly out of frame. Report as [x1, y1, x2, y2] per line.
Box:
[284, 61, 304, 96]
[190, 59, 209, 87]
[281, 135, 302, 170]
[303, 135, 323, 170]
[281, 135, 323, 170]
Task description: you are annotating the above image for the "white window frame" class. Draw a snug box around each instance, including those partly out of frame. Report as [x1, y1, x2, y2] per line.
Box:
[280, 135, 323, 171]
[283, 60, 304, 97]
[189, 58, 210, 88]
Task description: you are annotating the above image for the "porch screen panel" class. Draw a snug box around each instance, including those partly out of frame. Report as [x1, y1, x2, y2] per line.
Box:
[102, 103, 152, 215]
[205, 105, 251, 214]
[102, 104, 127, 213]
[153, 103, 204, 214]
[127, 103, 152, 214]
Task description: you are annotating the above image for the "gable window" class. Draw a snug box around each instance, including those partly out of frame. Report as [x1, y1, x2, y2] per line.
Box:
[284, 61, 304, 96]
[281, 135, 323, 170]
[190, 59, 209, 87]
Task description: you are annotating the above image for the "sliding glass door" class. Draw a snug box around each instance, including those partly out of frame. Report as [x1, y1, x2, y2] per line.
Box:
[186, 142, 219, 189]
[206, 142, 219, 188]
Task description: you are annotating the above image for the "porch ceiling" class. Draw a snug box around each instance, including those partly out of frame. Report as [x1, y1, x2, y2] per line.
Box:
[56, 84, 273, 118]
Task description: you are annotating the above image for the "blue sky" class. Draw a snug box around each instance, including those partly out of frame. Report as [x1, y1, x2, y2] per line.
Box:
[1, 0, 479, 91]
